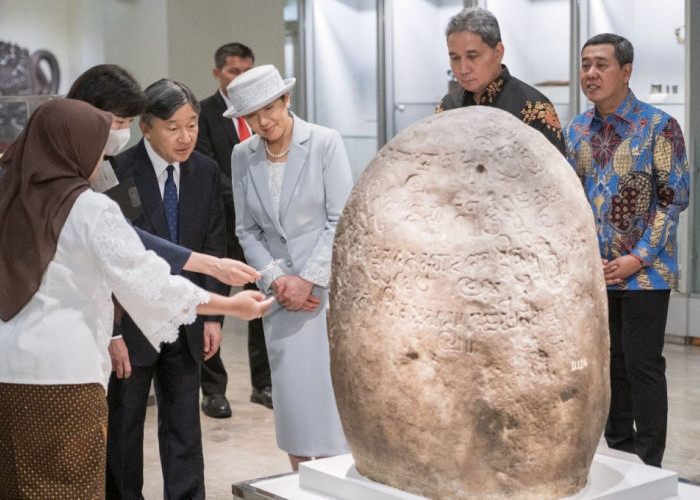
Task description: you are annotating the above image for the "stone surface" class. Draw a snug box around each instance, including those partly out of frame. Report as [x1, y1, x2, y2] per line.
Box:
[328, 106, 610, 500]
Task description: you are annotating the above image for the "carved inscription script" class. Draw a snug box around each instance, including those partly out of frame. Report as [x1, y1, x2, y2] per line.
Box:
[329, 107, 610, 500]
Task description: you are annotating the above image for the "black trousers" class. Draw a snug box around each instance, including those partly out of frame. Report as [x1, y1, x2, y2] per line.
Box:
[200, 283, 271, 395]
[200, 347, 227, 396]
[248, 315, 271, 389]
[245, 280, 271, 389]
[106, 330, 204, 500]
[604, 289, 670, 467]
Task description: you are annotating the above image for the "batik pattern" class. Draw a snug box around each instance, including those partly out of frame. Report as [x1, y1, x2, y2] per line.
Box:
[565, 90, 689, 290]
[436, 65, 566, 155]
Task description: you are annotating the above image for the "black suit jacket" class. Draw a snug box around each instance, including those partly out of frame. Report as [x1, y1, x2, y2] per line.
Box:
[196, 91, 245, 261]
[113, 140, 228, 365]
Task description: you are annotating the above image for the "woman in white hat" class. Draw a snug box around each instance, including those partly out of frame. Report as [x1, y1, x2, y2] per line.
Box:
[226, 65, 353, 469]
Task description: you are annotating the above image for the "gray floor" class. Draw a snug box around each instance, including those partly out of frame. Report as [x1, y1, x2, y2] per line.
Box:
[140, 318, 700, 499]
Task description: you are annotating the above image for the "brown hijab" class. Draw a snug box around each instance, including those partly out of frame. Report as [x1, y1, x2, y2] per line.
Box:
[0, 98, 112, 321]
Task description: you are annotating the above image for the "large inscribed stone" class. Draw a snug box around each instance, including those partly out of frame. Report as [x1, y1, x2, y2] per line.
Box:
[328, 106, 609, 499]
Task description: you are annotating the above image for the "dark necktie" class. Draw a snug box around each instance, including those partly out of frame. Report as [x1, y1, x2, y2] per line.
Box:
[164, 165, 178, 243]
[237, 116, 251, 141]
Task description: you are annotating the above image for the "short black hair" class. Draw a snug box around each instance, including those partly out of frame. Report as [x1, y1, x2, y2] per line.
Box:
[140, 79, 200, 126]
[214, 42, 255, 69]
[66, 64, 146, 118]
[582, 33, 634, 67]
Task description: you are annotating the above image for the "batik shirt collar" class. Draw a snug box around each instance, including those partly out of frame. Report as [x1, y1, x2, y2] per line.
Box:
[462, 65, 509, 106]
[589, 88, 637, 127]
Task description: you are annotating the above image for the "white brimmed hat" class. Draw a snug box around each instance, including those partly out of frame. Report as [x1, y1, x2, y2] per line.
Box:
[223, 65, 296, 118]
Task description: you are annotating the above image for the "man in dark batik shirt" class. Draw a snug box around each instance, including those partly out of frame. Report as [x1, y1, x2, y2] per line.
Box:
[436, 7, 565, 156]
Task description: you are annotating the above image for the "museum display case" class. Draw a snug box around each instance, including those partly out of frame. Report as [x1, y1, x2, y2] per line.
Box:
[0, 95, 55, 155]
[296, 0, 685, 172]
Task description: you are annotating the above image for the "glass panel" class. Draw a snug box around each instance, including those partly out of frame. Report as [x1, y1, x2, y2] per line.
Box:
[307, 0, 378, 180]
[486, 0, 572, 124]
[390, 0, 466, 136]
[586, 0, 685, 130]
[0, 95, 56, 156]
[283, 0, 299, 22]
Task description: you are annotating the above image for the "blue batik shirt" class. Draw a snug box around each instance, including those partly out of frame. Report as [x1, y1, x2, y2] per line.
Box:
[565, 90, 689, 290]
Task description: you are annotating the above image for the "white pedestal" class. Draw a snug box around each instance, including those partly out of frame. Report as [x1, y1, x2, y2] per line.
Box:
[299, 454, 424, 500]
[298, 453, 679, 500]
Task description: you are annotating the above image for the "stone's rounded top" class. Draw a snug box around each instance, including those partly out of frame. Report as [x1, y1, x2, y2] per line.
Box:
[376, 106, 555, 157]
[347, 105, 588, 251]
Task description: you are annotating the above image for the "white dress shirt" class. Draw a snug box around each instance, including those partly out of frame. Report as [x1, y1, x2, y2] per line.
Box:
[144, 138, 180, 198]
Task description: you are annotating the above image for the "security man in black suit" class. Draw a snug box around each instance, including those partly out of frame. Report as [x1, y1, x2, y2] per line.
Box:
[196, 42, 273, 414]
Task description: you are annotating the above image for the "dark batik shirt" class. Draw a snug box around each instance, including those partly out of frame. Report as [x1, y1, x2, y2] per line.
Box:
[436, 65, 565, 156]
[565, 90, 689, 291]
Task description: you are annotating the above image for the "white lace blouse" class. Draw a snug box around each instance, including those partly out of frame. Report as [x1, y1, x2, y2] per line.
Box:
[268, 160, 286, 216]
[0, 190, 210, 390]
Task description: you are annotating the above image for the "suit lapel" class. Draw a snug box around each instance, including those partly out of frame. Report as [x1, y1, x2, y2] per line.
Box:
[279, 117, 310, 225]
[133, 141, 171, 241]
[177, 159, 198, 249]
[214, 93, 239, 146]
[247, 138, 284, 235]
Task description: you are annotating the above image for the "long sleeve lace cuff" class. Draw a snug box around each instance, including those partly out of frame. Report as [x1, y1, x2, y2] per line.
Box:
[300, 262, 330, 288]
[93, 200, 211, 350]
[257, 261, 285, 294]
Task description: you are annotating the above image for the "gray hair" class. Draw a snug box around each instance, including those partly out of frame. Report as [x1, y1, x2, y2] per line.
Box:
[140, 78, 200, 126]
[445, 7, 501, 48]
[583, 33, 634, 67]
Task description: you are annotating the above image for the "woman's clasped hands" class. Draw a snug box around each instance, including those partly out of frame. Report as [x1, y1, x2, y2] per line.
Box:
[271, 275, 321, 312]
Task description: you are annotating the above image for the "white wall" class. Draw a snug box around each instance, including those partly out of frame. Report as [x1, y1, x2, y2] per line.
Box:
[0, 0, 285, 101]
[0, 0, 105, 94]
[165, 0, 285, 101]
[102, 0, 168, 92]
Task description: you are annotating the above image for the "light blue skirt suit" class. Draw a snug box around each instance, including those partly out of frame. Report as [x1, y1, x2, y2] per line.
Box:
[232, 115, 353, 456]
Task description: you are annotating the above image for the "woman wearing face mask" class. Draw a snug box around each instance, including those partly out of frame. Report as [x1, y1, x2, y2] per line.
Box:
[227, 65, 354, 470]
[67, 65, 141, 179]
[0, 99, 274, 497]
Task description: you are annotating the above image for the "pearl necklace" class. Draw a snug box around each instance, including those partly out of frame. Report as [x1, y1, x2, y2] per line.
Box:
[264, 139, 290, 159]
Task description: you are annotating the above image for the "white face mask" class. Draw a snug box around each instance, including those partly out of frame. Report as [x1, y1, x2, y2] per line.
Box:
[104, 127, 131, 156]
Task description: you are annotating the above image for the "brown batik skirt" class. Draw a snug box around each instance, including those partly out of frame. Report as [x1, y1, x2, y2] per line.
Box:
[0, 383, 107, 499]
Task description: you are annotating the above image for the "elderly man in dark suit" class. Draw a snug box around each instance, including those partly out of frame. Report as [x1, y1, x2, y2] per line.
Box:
[106, 79, 227, 500]
[196, 42, 273, 415]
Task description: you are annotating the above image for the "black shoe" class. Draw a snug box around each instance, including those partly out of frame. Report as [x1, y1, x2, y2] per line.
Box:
[201, 394, 232, 418]
[250, 386, 273, 409]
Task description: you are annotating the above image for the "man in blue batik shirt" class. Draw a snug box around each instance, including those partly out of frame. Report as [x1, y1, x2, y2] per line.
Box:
[565, 33, 689, 467]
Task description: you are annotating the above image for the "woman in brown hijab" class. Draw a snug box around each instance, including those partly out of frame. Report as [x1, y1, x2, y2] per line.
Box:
[0, 99, 273, 498]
